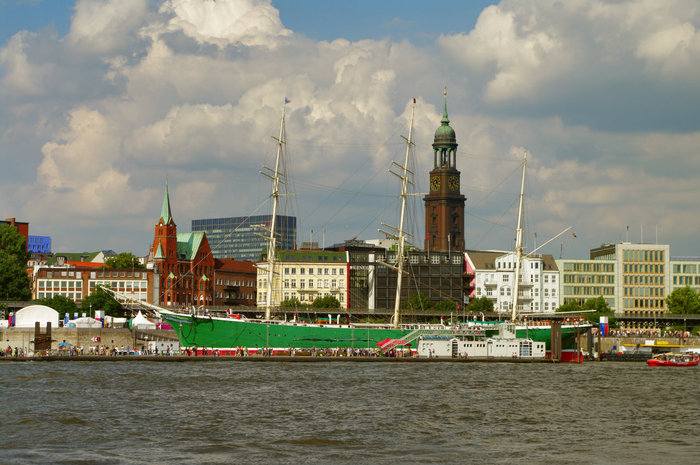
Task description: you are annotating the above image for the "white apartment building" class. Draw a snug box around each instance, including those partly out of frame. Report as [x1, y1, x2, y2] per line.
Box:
[257, 249, 349, 309]
[467, 250, 560, 315]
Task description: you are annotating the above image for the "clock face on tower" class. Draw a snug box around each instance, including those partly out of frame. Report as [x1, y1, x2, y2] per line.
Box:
[430, 176, 440, 191]
[448, 175, 459, 192]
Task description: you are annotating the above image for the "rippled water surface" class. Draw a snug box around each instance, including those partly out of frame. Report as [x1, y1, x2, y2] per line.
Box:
[1, 361, 698, 464]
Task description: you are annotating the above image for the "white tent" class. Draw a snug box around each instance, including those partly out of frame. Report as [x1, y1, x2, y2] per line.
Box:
[131, 311, 156, 330]
[104, 315, 127, 328]
[70, 317, 103, 328]
[14, 305, 59, 328]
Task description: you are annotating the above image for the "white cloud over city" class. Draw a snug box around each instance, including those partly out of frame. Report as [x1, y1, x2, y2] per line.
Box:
[2, 0, 700, 259]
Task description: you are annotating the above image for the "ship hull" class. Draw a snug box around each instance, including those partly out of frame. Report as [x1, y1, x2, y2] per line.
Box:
[161, 312, 588, 359]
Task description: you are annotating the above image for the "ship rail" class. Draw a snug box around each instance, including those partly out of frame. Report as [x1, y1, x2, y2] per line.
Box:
[379, 327, 486, 354]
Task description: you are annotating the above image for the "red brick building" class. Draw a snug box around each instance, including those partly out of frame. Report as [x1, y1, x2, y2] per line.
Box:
[213, 258, 256, 307]
[149, 183, 214, 308]
[424, 93, 466, 252]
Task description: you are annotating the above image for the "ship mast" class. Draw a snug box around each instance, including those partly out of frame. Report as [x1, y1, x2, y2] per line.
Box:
[261, 105, 286, 321]
[511, 153, 527, 322]
[380, 100, 416, 329]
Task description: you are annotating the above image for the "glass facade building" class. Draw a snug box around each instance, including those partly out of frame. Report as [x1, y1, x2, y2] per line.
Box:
[192, 215, 297, 261]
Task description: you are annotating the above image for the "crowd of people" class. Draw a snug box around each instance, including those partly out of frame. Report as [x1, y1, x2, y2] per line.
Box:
[603, 328, 697, 338]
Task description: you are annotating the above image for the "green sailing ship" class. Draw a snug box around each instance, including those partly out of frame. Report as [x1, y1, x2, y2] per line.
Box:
[155, 98, 589, 361]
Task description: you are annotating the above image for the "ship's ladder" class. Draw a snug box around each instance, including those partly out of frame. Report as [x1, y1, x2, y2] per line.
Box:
[379, 328, 483, 354]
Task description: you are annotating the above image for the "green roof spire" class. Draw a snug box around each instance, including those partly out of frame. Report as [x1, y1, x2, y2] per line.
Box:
[434, 87, 456, 143]
[160, 180, 172, 224]
[441, 86, 449, 124]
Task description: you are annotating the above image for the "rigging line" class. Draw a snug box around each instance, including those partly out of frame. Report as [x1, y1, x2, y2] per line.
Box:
[458, 151, 523, 163]
[293, 180, 396, 198]
[285, 140, 406, 149]
[469, 196, 520, 250]
[295, 143, 367, 226]
[465, 161, 523, 210]
[465, 210, 517, 231]
[303, 160, 387, 230]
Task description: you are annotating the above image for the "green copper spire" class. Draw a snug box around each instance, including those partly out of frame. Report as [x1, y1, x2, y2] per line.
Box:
[434, 88, 456, 142]
[160, 180, 172, 224]
[441, 87, 449, 124]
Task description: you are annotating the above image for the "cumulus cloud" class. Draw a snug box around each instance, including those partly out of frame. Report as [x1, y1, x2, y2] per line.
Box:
[2, 0, 700, 259]
[158, 0, 291, 48]
[68, 0, 150, 54]
[0, 32, 46, 96]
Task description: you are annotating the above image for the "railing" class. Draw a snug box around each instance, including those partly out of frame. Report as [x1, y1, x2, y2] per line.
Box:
[379, 327, 486, 354]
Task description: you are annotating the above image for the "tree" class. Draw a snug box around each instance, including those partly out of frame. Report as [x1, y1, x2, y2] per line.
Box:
[434, 299, 457, 312]
[105, 252, 145, 269]
[556, 301, 582, 313]
[401, 292, 430, 311]
[311, 295, 340, 308]
[582, 296, 616, 325]
[468, 296, 493, 314]
[0, 224, 31, 300]
[666, 286, 700, 314]
[280, 297, 307, 308]
[582, 296, 612, 314]
[81, 287, 124, 317]
[35, 295, 77, 316]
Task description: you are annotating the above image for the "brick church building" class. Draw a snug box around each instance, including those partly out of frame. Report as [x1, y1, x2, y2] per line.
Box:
[148, 183, 214, 308]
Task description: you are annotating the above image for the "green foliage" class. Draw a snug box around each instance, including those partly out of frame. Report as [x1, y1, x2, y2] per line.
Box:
[105, 252, 145, 269]
[81, 287, 124, 317]
[556, 301, 582, 313]
[581, 296, 615, 325]
[433, 299, 457, 312]
[280, 298, 307, 308]
[35, 295, 78, 315]
[401, 292, 430, 311]
[666, 286, 700, 314]
[311, 295, 340, 308]
[468, 296, 494, 314]
[582, 296, 612, 314]
[0, 225, 31, 300]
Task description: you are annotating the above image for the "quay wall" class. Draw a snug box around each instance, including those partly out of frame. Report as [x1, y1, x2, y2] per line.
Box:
[3, 326, 699, 357]
[597, 336, 700, 352]
[0, 327, 176, 354]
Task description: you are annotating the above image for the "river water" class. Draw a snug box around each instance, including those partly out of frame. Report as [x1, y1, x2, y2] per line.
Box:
[1, 360, 698, 464]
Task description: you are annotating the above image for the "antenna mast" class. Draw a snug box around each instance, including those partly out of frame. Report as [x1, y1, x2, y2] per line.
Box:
[511, 153, 527, 322]
[379, 100, 416, 328]
[261, 105, 286, 320]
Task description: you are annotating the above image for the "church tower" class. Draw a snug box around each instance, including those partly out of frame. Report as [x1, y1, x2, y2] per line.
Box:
[424, 91, 466, 252]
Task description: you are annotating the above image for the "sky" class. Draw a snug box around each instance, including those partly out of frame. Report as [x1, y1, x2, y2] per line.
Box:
[2, 0, 700, 260]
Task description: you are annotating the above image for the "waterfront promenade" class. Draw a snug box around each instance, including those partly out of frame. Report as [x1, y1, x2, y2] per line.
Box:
[2, 325, 698, 360]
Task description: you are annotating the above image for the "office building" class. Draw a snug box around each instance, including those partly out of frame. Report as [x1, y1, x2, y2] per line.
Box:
[192, 215, 296, 261]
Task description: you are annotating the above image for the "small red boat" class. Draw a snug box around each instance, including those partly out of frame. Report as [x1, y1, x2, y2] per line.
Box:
[646, 352, 700, 367]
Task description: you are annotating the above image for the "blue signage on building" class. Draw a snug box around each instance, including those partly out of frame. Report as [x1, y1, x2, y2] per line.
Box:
[28, 236, 51, 253]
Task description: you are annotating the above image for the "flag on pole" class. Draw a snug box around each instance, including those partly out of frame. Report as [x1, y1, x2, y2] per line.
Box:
[284, 97, 290, 104]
